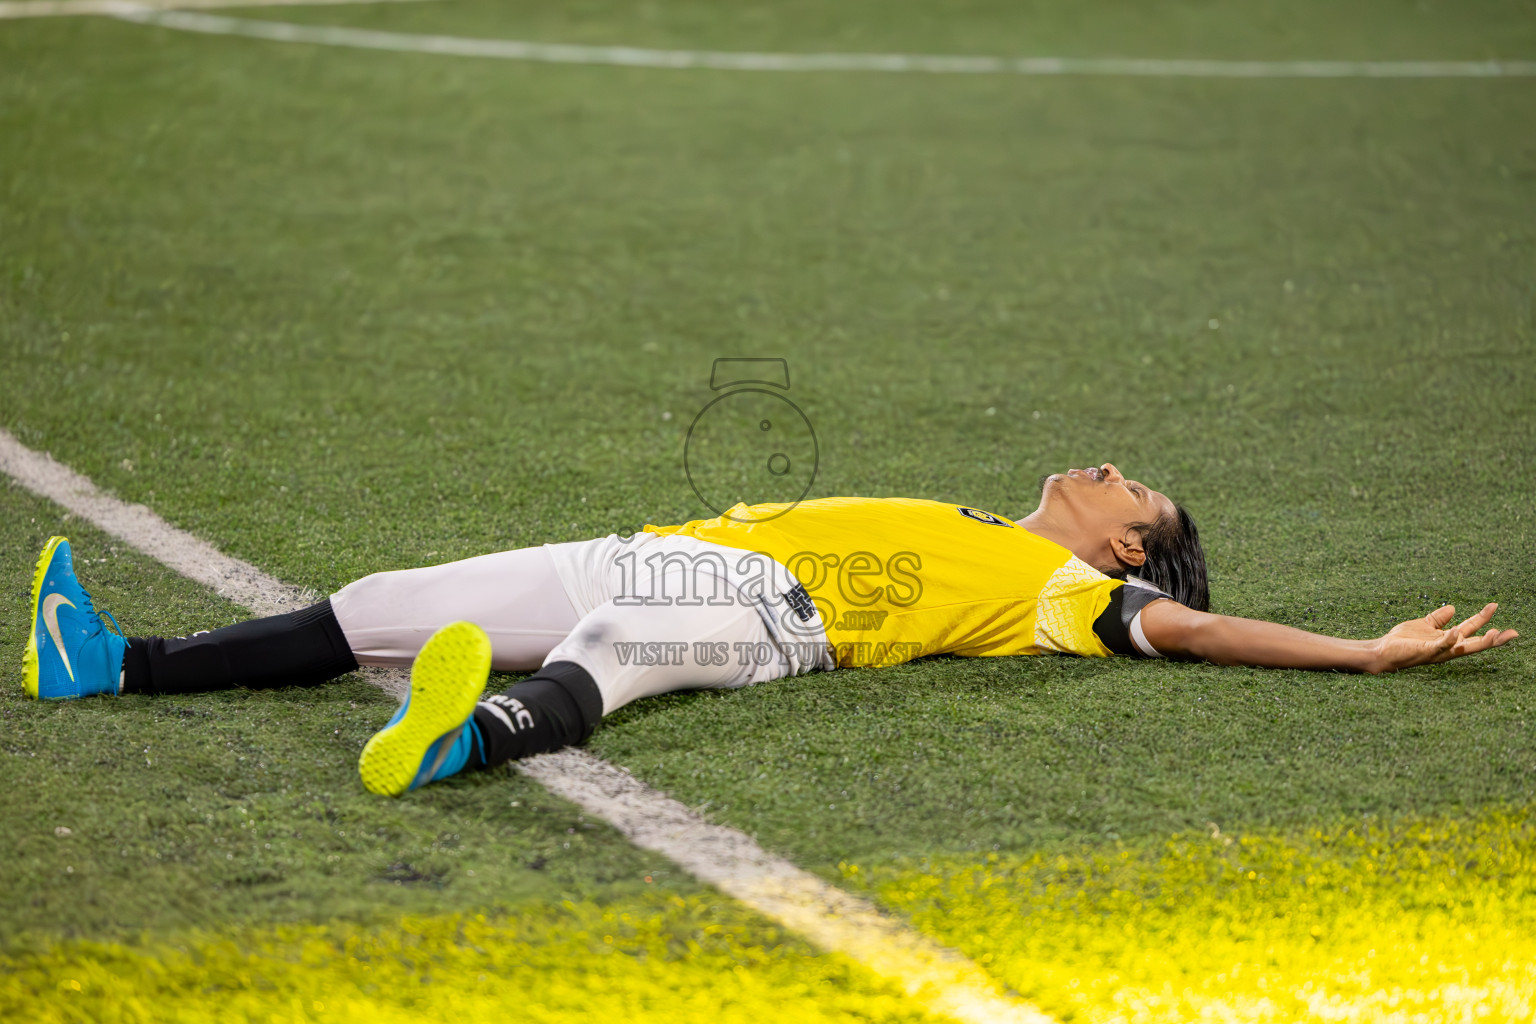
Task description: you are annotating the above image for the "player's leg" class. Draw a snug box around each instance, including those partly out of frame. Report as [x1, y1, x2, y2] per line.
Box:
[120, 600, 359, 696]
[26, 534, 362, 699]
[329, 544, 580, 672]
[23, 536, 578, 698]
[123, 544, 577, 694]
[473, 592, 786, 767]
[358, 592, 790, 794]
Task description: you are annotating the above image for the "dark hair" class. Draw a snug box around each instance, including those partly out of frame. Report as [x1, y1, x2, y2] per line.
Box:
[1109, 504, 1209, 612]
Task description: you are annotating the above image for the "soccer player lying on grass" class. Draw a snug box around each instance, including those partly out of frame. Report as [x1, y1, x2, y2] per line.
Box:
[22, 464, 1517, 797]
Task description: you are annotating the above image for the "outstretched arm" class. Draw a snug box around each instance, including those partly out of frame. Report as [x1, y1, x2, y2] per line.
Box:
[1139, 600, 1518, 675]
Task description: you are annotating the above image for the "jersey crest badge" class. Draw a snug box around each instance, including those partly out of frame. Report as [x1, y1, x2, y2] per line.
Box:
[956, 507, 1014, 527]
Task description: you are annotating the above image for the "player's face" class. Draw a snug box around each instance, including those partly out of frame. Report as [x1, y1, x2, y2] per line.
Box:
[1035, 463, 1175, 534]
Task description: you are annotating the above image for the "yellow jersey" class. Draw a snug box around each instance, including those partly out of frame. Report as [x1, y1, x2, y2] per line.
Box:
[645, 497, 1129, 669]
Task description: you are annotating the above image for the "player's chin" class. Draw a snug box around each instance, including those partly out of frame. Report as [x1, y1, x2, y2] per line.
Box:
[1032, 473, 1068, 512]
[1038, 472, 1080, 497]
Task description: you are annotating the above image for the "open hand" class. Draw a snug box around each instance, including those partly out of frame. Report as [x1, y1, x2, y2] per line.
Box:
[1368, 603, 1519, 674]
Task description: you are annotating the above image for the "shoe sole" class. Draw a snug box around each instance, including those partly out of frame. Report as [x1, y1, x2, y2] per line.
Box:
[357, 621, 491, 798]
[21, 536, 67, 700]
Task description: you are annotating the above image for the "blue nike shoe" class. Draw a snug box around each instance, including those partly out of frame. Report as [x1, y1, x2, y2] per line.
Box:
[358, 621, 490, 797]
[23, 536, 128, 700]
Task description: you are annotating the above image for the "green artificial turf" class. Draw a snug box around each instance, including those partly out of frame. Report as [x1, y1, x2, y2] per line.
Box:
[1, 0, 1532, 970]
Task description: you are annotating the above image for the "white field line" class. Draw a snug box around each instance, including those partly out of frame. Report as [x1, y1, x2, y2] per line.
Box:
[0, 0, 431, 20]
[111, 8, 1536, 79]
[0, 425, 1051, 1024]
[0, 432, 302, 617]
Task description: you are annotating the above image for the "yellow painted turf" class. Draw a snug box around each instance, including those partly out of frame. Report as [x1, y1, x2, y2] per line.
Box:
[841, 806, 1536, 1022]
[0, 892, 943, 1024]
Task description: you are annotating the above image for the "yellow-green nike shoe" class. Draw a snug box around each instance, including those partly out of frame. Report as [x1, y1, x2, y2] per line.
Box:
[358, 621, 491, 797]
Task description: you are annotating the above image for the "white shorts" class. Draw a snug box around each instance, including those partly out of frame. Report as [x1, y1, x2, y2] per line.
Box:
[330, 533, 832, 716]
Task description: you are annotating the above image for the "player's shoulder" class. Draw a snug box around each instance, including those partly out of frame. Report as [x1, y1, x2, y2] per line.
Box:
[1093, 574, 1177, 658]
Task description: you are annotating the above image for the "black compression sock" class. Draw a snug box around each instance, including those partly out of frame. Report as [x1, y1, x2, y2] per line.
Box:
[469, 661, 603, 768]
[121, 599, 359, 695]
